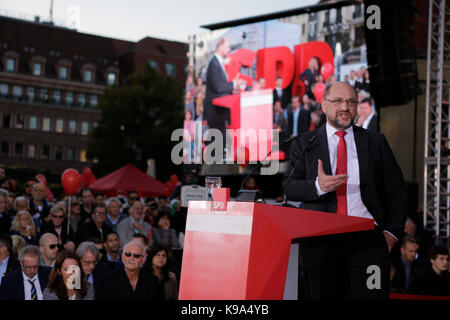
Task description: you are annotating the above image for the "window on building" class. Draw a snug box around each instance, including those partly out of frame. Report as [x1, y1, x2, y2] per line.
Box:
[80, 149, 87, 163]
[68, 120, 77, 134]
[65, 91, 73, 106]
[148, 60, 159, 71]
[26, 87, 35, 102]
[59, 66, 68, 79]
[6, 58, 15, 72]
[15, 143, 23, 157]
[15, 114, 24, 129]
[1, 142, 9, 156]
[84, 69, 93, 83]
[0, 83, 8, 97]
[2, 114, 11, 128]
[42, 117, 51, 132]
[90, 94, 98, 107]
[107, 72, 116, 86]
[27, 144, 36, 159]
[55, 146, 63, 161]
[78, 93, 86, 108]
[12, 85, 22, 101]
[41, 145, 50, 159]
[165, 62, 176, 77]
[39, 88, 49, 103]
[33, 62, 42, 76]
[81, 121, 89, 135]
[28, 115, 38, 130]
[67, 147, 75, 161]
[55, 119, 64, 133]
[52, 90, 61, 104]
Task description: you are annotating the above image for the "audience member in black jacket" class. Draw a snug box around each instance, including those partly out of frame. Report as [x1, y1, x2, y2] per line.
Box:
[414, 245, 450, 296]
[76, 205, 112, 244]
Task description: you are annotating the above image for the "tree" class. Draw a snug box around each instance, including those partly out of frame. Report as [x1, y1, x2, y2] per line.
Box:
[86, 63, 184, 181]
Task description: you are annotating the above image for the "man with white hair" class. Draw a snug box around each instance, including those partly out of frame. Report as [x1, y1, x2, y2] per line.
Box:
[38, 233, 59, 267]
[117, 201, 152, 248]
[103, 240, 161, 300]
[104, 198, 126, 232]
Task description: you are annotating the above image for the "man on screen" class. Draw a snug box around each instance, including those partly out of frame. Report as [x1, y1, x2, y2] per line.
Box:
[283, 81, 408, 300]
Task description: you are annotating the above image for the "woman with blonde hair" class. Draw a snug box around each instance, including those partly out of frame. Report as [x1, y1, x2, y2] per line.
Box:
[10, 210, 39, 245]
[10, 234, 26, 258]
[300, 57, 319, 99]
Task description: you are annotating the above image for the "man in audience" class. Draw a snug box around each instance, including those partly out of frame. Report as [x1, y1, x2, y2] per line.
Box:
[100, 231, 123, 273]
[23, 179, 38, 200]
[0, 245, 51, 300]
[77, 204, 113, 243]
[356, 98, 377, 132]
[38, 233, 59, 267]
[0, 234, 20, 285]
[117, 201, 152, 248]
[273, 76, 290, 110]
[415, 245, 450, 296]
[121, 190, 140, 216]
[14, 196, 29, 217]
[77, 241, 107, 299]
[79, 188, 96, 222]
[286, 95, 311, 138]
[28, 183, 51, 233]
[95, 192, 106, 206]
[105, 198, 126, 232]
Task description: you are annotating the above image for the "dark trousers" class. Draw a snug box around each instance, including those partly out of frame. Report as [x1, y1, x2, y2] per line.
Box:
[205, 119, 227, 157]
[300, 227, 390, 300]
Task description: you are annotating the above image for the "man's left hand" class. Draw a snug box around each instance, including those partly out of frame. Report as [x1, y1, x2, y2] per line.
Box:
[383, 231, 397, 253]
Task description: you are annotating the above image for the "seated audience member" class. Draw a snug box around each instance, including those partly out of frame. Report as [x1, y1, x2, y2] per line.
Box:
[144, 202, 159, 227]
[13, 196, 29, 219]
[145, 243, 178, 300]
[79, 188, 96, 222]
[87, 237, 105, 262]
[153, 211, 180, 249]
[0, 234, 20, 284]
[0, 245, 51, 300]
[132, 233, 149, 253]
[104, 198, 126, 232]
[0, 192, 11, 234]
[121, 190, 140, 217]
[415, 245, 450, 296]
[390, 235, 423, 294]
[64, 196, 83, 237]
[10, 235, 26, 259]
[23, 179, 38, 200]
[76, 242, 107, 300]
[158, 196, 169, 213]
[103, 240, 161, 300]
[43, 250, 94, 300]
[95, 192, 106, 206]
[117, 201, 152, 248]
[39, 233, 60, 267]
[28, 183, 51, 233]
[77, 204, 112, 244]
[42, 205, 75, 251]
[10, 211, 39, 245]
[100, 232, 122, 273]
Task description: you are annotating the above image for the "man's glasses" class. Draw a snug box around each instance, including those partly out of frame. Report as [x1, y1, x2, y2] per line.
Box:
[49, 244, 59, 250]
[94, 212, 106, 216]
[22, 266, 39, 270]
[81, 259, 97, 266]
[324, 98, 358, 107]
[123, 252, 144, 259]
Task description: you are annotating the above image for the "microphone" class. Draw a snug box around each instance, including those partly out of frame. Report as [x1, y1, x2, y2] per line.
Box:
[236, 134, 299, 202]
[281, 134, 317, 206]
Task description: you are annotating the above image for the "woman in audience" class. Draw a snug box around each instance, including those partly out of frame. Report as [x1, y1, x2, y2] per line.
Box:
[146, 243, 178, 300]
[10, 210, 39, 245]
[10, 234, 26, 259]
[43, 250, 94, 300]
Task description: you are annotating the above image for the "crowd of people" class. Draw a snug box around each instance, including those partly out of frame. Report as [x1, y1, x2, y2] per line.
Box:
[0, 166, 185, 300]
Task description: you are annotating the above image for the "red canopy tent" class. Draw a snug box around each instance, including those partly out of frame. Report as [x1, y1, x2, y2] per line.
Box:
[89, 163, 169, 198]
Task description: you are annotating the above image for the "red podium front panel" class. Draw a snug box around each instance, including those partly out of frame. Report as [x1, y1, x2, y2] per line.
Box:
[178, 200, 374, 300]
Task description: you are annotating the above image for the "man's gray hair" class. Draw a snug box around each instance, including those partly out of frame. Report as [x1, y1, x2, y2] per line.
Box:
[76, 242, 100, 262]
[50, 205, 65, 216]
[14, 196, 28, 208]
[18, 245, 41, 262]
[123, 240, 146, 255]
[107, 197, 121, 207]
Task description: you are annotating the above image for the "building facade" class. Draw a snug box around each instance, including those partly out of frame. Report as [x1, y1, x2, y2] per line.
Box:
[0, 15, 187, 172]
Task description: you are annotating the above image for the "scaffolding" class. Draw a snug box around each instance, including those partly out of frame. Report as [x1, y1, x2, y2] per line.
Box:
[424, 0, 450, 246]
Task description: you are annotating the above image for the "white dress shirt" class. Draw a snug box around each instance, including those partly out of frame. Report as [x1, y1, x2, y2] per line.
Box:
[0, 255, 10, 285]
[22, 271, 43, 300]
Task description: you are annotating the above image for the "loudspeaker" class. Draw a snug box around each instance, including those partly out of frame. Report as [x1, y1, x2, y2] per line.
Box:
[364, 0, 421, 107]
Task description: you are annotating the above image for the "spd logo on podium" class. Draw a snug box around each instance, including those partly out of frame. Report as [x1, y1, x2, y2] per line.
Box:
[212, 188, 230, 212]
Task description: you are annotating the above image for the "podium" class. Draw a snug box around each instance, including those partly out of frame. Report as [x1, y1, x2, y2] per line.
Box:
[178, 200, 374, 300]
[213, 90, 284, 161]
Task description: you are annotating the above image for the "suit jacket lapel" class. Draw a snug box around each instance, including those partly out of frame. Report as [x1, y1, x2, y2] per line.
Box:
[18, 271, 25, 300]
[353, 125, 369, 185]
[317, 125, 332, 175]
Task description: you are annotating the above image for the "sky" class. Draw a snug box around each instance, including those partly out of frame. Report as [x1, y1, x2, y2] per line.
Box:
[1, 0, 319, 43]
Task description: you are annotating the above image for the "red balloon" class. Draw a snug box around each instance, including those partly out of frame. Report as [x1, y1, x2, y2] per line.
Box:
[313, 82, 326, 102]
[61, 169, 81, 195]
[320, 62, 333, 81]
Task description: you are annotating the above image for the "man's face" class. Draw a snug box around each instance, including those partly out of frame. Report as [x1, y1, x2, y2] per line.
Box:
[128, 192, 139, 205]
[130, 202, 144, 221]
[322, 82, 357, 130]
[92, 207, 107, 226]
[81, 250, 97, 275]
[108, 201, 121, 216]
[404, 221, 417, 235]
[104, 234, 120, 254]
[400, 242, 418, 263]
[302, 95, 309, 105]
[274, 102, 281, 113]
[40, 235, 59, 261]
[24, 180, 37, 195]
[359, 102, 372, 118]
[21, 254, 40, 278]
[276, 78, 282, 88]
[431, 254, 449, 273]
[82, 190, 94, 207]
[217, 39, 230, 58]
[291, 97, 300, 110]
[95, 195, 105, 206]
[350, 71, 355, 79]
[31, 184, 47, 201]
[50, 210, 65, 228]
[122, 243, 145, 273]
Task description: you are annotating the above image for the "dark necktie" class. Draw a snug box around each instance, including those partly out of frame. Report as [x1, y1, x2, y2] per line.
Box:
[335, 131, 348, 215]
[28, 279, 37, 300]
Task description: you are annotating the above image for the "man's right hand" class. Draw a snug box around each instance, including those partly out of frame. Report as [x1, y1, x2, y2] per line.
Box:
[317, 159, 347, 193]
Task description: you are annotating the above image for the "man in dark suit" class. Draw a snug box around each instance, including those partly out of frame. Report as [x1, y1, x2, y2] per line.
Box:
[356, 98, 377, 132]
[273, 76, 290, 110]
[0, 245, 51, 300]
[203, 37, 241, 156]
[0, 234, 20, 284]
[286, 95, 311, 138]
[283, 81, 408, 300]
[77, 204, 113, 244]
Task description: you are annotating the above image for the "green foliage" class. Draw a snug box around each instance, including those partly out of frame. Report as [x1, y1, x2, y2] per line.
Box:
[86, 64, 184, 180]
